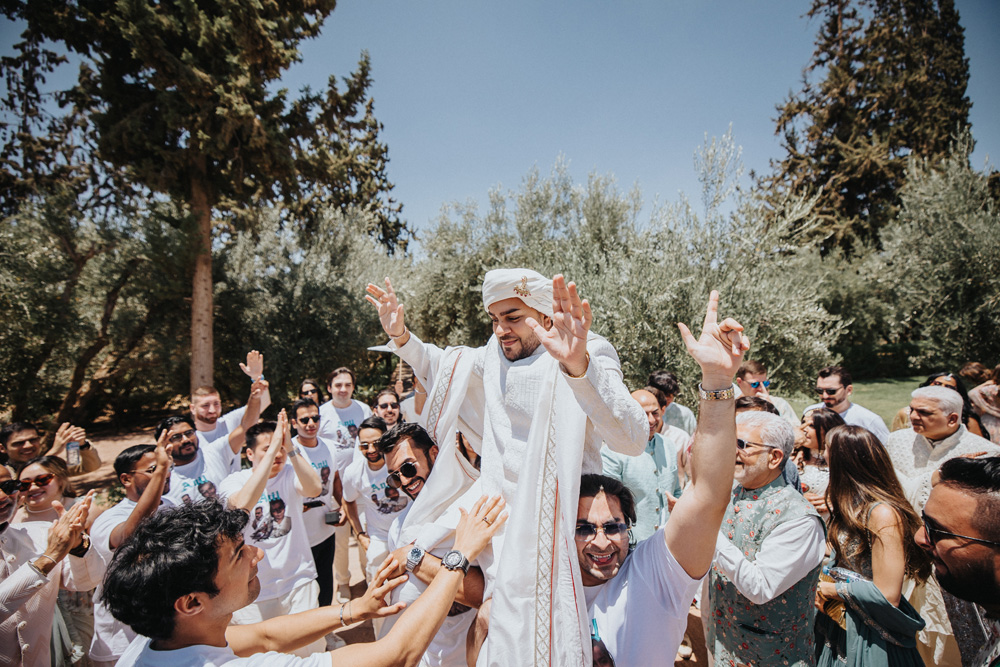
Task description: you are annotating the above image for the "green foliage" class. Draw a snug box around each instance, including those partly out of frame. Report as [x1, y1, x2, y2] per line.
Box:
[405, 132, 845, 405]
[213, 208, 401, 411]
[768, 0, 971, 254]
[0, 191, 190, 424]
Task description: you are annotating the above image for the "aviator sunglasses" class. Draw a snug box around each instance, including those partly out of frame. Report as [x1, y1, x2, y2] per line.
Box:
[386, 461, 420, 488]
[575, 521, 629, 541]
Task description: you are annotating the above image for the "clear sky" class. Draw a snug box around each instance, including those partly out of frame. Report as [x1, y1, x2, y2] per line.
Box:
[2, 2, 996, 238]
[285, 0, 1000, 235]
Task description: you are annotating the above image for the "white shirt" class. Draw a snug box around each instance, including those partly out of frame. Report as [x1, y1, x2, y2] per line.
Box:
[0, 521, 102, 667]
[117, 635, 329, 667]
[89, 497, 174, 662]
[804, 401, 889, 444]
[661, 402, 697, 435]
[165, 435, 235, 506]
[341, 456, 409, 541]
[381, 505, 474, 666]
[291, 436, 340, 547]
[317, 400, 372, 474]
[198, 406, 246, 473]
[885, 425, 1000, 511]
[713, 514, 826, 605]
[218, 467, 316, 601]
[583, 530, 701, 667]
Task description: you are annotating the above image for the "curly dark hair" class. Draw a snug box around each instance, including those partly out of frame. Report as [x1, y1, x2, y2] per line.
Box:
[100, 500, 249, 640]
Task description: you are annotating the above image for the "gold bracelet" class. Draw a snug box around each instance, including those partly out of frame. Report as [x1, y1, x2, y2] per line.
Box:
[564, 353, 590, 379]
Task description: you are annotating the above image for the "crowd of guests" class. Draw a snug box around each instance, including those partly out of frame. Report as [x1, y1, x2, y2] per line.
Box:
[3, 333, 1000, 665]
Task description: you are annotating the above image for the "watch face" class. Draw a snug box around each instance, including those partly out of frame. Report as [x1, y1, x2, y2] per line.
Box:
[443, 551, 460, 567]
[408, 547, 423, 562]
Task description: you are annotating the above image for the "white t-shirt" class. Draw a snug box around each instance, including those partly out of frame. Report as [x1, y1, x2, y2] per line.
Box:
[89, 497, 175, 662]
[381, 505, 474, 666]
[317, 400, 372, 473]
[292, 436, 340, 547]
[583, 529, 701, 667]
[804, 401, 889, 444]
[341, 456, 409, 542]
[198, 407, 246, 473]
[218, 466, 316, 600]
[117, 636, 329, 667]
[165, 435, 234, 506]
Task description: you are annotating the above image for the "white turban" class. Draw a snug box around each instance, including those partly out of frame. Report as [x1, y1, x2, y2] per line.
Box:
[481, 268, 554, 318]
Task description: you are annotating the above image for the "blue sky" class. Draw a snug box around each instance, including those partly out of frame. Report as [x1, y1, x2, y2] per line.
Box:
[3, 1, 996, 239]
[286, 0, 1000, 235]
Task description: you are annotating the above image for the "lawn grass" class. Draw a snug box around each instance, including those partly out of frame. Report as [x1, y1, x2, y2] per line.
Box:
[787, 375, 926, 426]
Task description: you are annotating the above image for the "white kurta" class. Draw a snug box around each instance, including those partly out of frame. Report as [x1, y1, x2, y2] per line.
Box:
[390, 330, 646, 666]
[885, 426, 1000, 666]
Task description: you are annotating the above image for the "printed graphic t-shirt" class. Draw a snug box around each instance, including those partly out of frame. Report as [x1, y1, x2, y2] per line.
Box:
[341, 456, 409, 541]
[317, 400, 371, 474]
[291, 435, 342, 547]
[165, 435, 234, 506]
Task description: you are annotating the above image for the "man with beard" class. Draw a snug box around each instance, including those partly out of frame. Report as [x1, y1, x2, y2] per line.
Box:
[886, 385, 999, 665]
[190, 350, 272, 450]
[376, 422, 494, 666]
[367, 269, 647, 665]
[804, 365, 889, 444]
[917, 456, 1000, 667]
[88, 438, 174, 666]
[156, 377, 266, 506]
[373, 389, 403, 427]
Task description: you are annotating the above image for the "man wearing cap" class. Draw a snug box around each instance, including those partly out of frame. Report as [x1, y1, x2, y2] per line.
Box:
[366, 269, 647, 665]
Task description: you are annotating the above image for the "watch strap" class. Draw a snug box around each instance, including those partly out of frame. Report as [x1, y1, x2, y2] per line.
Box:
[698, 383, 736, 401]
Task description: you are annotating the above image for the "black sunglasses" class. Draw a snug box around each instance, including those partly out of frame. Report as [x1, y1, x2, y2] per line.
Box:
[922, 512, 1000, 548]
[815, 387, 843, 396]
[301, 388, 319, 395]
[378, 402, 400, 410]
[386, 461, 419, 489]
[0, 479, 30, 494]
[575, 521, 629, 541]
[297, 414, 321, 424]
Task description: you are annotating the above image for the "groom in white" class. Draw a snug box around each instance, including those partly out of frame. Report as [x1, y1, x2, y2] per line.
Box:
[366, 269, 647, 665]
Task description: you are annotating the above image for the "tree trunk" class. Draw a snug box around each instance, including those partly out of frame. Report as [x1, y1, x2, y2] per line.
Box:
[190, 171, 215, 391]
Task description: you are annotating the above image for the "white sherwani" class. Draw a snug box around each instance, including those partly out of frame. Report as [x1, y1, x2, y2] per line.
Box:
[886, 426, 1000, 666]
[390, 330, 646, 666]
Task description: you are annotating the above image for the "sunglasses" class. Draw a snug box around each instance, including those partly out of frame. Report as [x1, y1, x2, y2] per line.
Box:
[736, 438, 775, 450]
[21, 473, 56, 488]
[921, 513, 1000, 548]
[301, 388, 319, 396]
[748, 380, 771, 389]
[296, 414, 321, 424]
[815, 387, 843, 396]
[167, 429, 196, 444]
[378, 402, 400, 410]
[386, 461, 420, 489]
[0, 479, 30, 494]
[575, 521, 629, 541]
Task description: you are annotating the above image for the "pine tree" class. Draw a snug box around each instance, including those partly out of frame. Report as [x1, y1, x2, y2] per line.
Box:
[767, 0, 970, 254]
[1, 0, 405, 388]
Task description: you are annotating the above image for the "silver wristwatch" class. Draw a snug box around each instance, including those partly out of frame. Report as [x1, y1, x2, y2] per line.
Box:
[441, 549, 470, 575]
[406, 546, 425, 572]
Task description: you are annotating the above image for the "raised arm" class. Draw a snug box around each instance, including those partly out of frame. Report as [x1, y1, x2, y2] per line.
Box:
[108, 433, 172, 550]
[239, 350, 272, 412]
[329, 496, 506, 667]
[527, 274, 647, 455]
[228, 411, 286, 512]
[663, 290, 749, 579]
[226, 378, 267, 455]
[285, 418, 321, 498]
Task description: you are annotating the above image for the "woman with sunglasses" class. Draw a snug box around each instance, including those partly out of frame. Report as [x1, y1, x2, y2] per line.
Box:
[298, 378, 326, 405]
[14, 456, 99, 667]
[793, 408, 845, 517]
[891, 372, 988, 438]
[815, 425, 930, 667]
